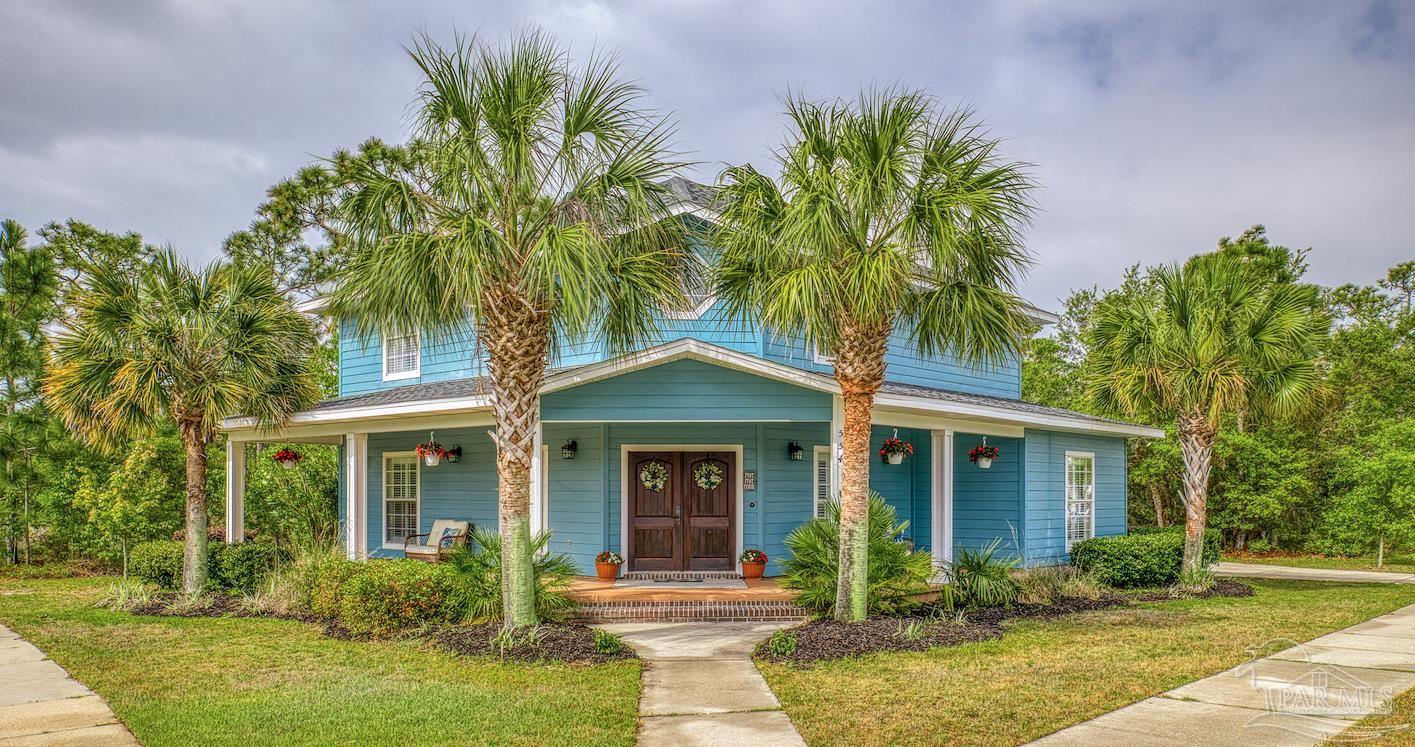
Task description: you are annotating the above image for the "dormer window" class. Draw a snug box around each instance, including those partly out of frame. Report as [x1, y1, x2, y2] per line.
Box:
[383, 331, 420, 381]
[664, 250, 714, 320]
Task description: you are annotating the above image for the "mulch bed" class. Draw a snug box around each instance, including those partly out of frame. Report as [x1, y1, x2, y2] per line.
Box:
[429, 622, 638, 665]
[757, 581, 1254, 666]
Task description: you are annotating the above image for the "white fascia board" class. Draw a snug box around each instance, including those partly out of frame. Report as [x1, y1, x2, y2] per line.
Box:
[221, 394, 492, 431]
[872, 392, 1164, 439]
[541, 338, 837, 395]
[295, 296, 330, 315]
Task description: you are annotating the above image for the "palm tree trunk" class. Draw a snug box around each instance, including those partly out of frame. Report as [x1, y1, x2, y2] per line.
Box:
[180, 421, 210, 594]
[832, 320, 890, 621]
[1176, 411, 1216, 577]
[482, 292, 551, 629]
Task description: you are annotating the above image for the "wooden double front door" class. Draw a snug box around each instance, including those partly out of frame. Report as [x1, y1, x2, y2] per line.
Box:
[627, 451, 736, 571]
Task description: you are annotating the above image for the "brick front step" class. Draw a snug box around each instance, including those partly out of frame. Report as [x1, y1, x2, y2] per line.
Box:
[573, 600, 810, 623]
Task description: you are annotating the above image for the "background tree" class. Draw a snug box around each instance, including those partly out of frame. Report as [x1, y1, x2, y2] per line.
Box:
[73, 434, 186, 573]
[45, 252, 319, 592]
[714, 91, 1034, 620]
[1313, 419, 1415, 566]
[329, 31, 691, 627]
[1087, 251, 1327, 577]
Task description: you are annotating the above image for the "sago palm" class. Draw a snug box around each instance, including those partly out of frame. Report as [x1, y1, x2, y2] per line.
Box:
[329, 31, 690, 627]
[1087, 252, 1327, 576]
[714, 90, 1035, 620]
[45, 251, 319, 592]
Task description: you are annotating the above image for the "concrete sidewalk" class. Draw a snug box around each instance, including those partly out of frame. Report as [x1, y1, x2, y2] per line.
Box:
[0, 623, 137, 745]
[1029, 602, 1415, 745]
[598, 622, 805, 747]
[1217, 561, 1415, 584]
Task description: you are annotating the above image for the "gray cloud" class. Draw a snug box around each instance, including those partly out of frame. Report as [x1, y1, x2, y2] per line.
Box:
[2, 0, 1412, 307]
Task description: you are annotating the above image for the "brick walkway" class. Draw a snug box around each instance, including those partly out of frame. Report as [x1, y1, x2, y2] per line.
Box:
[0, 623, 137, 745]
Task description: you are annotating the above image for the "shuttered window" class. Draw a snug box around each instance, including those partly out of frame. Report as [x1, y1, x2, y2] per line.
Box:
[383, 332, 419, 380]
[384, 454, 419, 544]
[813, 446, 832, 518]
[1065, 453, 1095, 552]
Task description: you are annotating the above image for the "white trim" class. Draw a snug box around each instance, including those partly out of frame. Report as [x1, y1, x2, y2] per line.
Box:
[811, 445, 831, 518]
[662, 295, 716, 320]
[539, 444, 550, 535]
[931, 429, 955, 568]
[530, 424, 544, 536]
[381, 331, 421, 382]
[380, 451, 421, 548]
[345, 433, 368, 559]
[1064, 450, 1096, 552]
[225, 440, 245, 544]
[619, 444, 745, 575]
[829, 395, 844, 498]
[812, 342, 835, 366]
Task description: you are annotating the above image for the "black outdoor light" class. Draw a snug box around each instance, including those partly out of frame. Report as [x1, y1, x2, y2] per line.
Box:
[787, 440, 804, 461]
[561, 439, 578, 460]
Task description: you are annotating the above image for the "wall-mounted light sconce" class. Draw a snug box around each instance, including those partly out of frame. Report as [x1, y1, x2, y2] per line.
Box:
[787, 440, 804, 461]
[444, 446, 463, 464]
[561, 440, 578, 460]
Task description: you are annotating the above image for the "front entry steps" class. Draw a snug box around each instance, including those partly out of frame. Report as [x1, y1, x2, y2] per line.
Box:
[573, 599, 809, 623]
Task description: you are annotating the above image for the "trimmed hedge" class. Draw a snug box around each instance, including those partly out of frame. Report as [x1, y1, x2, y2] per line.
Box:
[338, 560, 468, 638]
[1070, 528, 1220, 588]
[310, 558, 368, 618]
[129, 539, 286, 591]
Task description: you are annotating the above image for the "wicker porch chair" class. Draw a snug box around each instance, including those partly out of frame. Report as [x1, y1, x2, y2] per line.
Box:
[403, 519, 472, 563]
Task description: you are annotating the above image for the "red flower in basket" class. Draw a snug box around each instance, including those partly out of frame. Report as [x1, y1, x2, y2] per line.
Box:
[879, 437, 914, 464]
[739, 549, 768, 579]
[272, 448, 302, 468]
[969, 444, 1000, 468]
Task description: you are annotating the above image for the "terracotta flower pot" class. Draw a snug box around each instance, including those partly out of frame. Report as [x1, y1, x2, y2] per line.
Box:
[887, 453, 904, 465]
[595, 562, 620, 581]
[741, 560, 766, 579]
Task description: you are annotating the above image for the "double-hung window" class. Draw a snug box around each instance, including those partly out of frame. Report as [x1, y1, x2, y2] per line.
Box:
[813, 446, 832, 518]
[383, 331, 420, 381]
[1064, 452, 1095, 552]
[383, 453, 420, 545]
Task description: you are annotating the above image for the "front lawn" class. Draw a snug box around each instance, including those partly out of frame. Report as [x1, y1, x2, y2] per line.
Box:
[1224, 550, 1415, 574]
[758, 579, 1415, 746]
[0, 577, 641, 747]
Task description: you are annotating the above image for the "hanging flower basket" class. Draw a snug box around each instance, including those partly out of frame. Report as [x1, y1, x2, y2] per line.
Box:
[639, 462, 669, 492]
[272, 448, 302, 469]
[879, 436, 914, 465]
[693, 462, 724, 490]
[416, 441, 447, 467]
[969, 443, 1000, 469]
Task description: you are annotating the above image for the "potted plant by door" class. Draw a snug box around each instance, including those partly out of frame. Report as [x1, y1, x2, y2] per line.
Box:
[739, 549, 768, 579]
[595, 551, 623, 581]
[969, 443, 1000, 469]
[879, 435, 914, 465]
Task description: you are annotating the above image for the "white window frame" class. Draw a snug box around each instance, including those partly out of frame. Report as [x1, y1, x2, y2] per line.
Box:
[663, 252, 715, 320]
[381, 451, 420, 549]
[812, 445, 832, 518]
[1064, 450, 1096, 552]
[812, 342, 835, 366]
[382, 331, 420, 381]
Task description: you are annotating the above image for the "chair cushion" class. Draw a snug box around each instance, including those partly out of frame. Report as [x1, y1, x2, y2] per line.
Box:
[438, 528, 461, 548]
[405, 544, 438, 555]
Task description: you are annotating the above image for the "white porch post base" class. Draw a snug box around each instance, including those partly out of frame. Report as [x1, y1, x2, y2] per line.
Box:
[225, 440, 245, 544]
[345, 433, 369, 559]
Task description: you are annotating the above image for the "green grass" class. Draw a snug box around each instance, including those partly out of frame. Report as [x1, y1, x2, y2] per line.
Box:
[1224, 551, 1415, 574]
[0, 577, 641, 747]
[758, 580, 1415, 746]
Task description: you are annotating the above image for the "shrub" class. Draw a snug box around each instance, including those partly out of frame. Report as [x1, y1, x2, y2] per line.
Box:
[338, 560, 468, 638]
[940, 539, 1020, 609]
[98, 579, 156, 613]
[1070, 529, 1220, 588]
[1013, 565, 1109, 605]
[446, 528, 579, 623]
[212, 542, 288, 593]
[781, 493, 935, 616]
[130, 541, 185, 589]
[593, 628, 625, 656]
[766, 629, 798, 658]
[310, 557, 370, 619]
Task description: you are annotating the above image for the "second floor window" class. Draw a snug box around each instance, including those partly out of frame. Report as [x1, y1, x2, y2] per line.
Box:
[383, 332, 420, 381]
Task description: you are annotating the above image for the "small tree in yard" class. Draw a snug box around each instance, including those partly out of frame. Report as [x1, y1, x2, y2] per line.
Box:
[45, 252, 319, 592]
[714, 91, 1034, 620]
[1316, 419, 1415, 566]
[1087, 251, 1327, 581]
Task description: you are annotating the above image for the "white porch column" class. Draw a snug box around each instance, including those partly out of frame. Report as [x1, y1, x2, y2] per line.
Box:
[529, 422, 544, 534]
[345, 432, 369, 559]
[931, 429, 954, 568]
[225, 440, 245, 544]
[829, 394, 844, 498]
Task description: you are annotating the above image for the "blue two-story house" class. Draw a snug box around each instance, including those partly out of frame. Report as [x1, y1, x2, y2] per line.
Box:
[220, 178, 1162, 576]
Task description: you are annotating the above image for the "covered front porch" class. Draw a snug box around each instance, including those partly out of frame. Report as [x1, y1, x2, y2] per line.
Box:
[220, 339, 1152, 576]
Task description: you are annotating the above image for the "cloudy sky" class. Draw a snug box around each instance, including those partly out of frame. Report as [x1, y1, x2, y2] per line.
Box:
[2, 0, 1412, 308]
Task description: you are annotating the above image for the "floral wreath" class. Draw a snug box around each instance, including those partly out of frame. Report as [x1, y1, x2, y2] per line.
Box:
[639, 461, 669, 492]
[693, 462, 724, 490]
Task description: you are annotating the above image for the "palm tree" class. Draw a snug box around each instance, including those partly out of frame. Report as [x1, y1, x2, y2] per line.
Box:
[1087, 252, 1327, 577]
[45, 251, 320, 592]
[328, 31, 690, 627]
[713, 91, 1036, 620]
